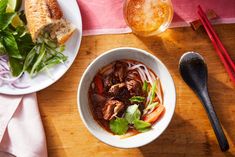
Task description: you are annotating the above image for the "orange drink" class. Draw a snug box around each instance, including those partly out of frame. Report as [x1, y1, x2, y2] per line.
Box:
[124, 0, 174, 36]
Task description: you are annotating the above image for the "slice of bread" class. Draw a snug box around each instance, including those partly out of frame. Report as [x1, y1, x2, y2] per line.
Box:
[25, 0, 75, 45]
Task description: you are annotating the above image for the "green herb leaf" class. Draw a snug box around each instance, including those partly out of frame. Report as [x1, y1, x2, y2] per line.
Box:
[14, 27, 34, 59]
[0, 13, 16, 30]
[133, 120, 151, 132]
[109, 118, 129, 135]
[0, 0, 8, 14]
[125, 104, 141, 124]
[142, 80, 148, 92]
[129, 96, 145, 103]
[9, 57, 23, 76]
[2, 31, 22, 59]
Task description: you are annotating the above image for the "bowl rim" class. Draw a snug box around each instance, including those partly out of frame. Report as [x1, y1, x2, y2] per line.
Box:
[77, 47, 176, 148]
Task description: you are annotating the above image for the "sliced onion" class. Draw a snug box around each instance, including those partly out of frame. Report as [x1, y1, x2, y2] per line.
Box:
[0, 55, 30, 89]
[0, 71, 23, 82]
[0, 60, 10, 71]
[11, 82, 30, 89]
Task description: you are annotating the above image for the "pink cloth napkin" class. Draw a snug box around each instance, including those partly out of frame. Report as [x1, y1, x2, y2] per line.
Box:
[0, 93, 47, 157]
[77, 0, 235, 36]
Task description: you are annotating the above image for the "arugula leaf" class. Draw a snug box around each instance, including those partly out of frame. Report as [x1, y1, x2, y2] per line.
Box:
[0, 13, 16, 30]
[0, 0, 8, 14]
[9, 57, 23, 76]
[129, 96, 145, 103]
[142, 80, 148, 92]
[2, 31, 22, 59]
[133, 120, 151, 132]
[125, 104, 141, 124]
[109, 118, 129, 135]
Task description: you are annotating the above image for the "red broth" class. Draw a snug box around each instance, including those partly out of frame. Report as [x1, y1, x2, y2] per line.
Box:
[88, 59, 164, 135]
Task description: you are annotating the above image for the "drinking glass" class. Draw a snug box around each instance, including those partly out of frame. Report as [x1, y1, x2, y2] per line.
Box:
[123, 0, 174, 36]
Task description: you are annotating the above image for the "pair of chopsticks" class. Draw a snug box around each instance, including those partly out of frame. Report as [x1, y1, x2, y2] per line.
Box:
[197, 5, 235, 84]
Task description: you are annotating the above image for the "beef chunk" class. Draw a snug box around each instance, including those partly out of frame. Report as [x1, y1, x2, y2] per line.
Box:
[91, 94, 106, 105]
[126, 79, 142, 96]
[103, 75, 113, 90]
[108, 83, 126, 96]
[103, 75, 119, 91]
[114, 61, 128, 82]
[102, 99, 125, 120]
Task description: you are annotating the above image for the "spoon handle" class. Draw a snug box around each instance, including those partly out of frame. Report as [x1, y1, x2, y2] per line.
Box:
[199, 89, 229, 151]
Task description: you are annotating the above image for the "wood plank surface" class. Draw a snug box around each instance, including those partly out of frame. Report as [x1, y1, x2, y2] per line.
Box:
[37, 24, 235, 157]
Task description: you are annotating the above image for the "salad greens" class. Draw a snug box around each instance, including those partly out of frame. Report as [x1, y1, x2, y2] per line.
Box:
[109, 104, 151, 135]
[0, 0, 67, 77]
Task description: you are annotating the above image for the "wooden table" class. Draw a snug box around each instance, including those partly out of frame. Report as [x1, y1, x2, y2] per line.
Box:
[38, 24, 235, 157]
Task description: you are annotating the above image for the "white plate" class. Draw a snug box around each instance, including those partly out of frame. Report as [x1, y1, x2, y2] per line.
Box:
[0, 0, 82, 95]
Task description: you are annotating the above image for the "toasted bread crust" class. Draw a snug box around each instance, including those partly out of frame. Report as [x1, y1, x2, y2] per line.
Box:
[58, 28, 76, 45]
[46, 0, 63, 19]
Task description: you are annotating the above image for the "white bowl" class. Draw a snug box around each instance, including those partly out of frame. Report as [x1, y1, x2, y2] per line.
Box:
[77, 47, 176, 148]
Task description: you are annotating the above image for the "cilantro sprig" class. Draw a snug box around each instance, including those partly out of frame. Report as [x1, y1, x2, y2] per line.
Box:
[109, 104, 152, 135]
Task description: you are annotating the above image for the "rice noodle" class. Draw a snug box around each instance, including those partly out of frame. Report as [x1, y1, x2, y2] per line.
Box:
[136, 68, 147, 83]
[128, 63, 154, 85]
[150, 71, 156, 80]
[156, 78, 163, 105]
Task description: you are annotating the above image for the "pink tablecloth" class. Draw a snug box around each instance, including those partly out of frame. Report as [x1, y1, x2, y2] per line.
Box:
[77, 0, 235, 36]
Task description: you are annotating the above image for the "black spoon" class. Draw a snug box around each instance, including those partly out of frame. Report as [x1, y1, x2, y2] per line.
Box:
[179, 52, 229, 152]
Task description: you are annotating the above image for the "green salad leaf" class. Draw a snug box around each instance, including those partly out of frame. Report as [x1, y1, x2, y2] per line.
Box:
[129, 96, 145, 103]
[133, 120, 151, 132]
[2, 30, 22, 59]
[9, 57, 23, 76]
[0, 12, 16, 30]
[109, 118, 129, 135]
[0, 38, 6, 54]
[0, 0, 8, 14]
[125, 104, 141, 124]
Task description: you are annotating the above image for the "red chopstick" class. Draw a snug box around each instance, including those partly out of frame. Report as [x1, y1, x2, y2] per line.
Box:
[197, 5, 235, 84]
